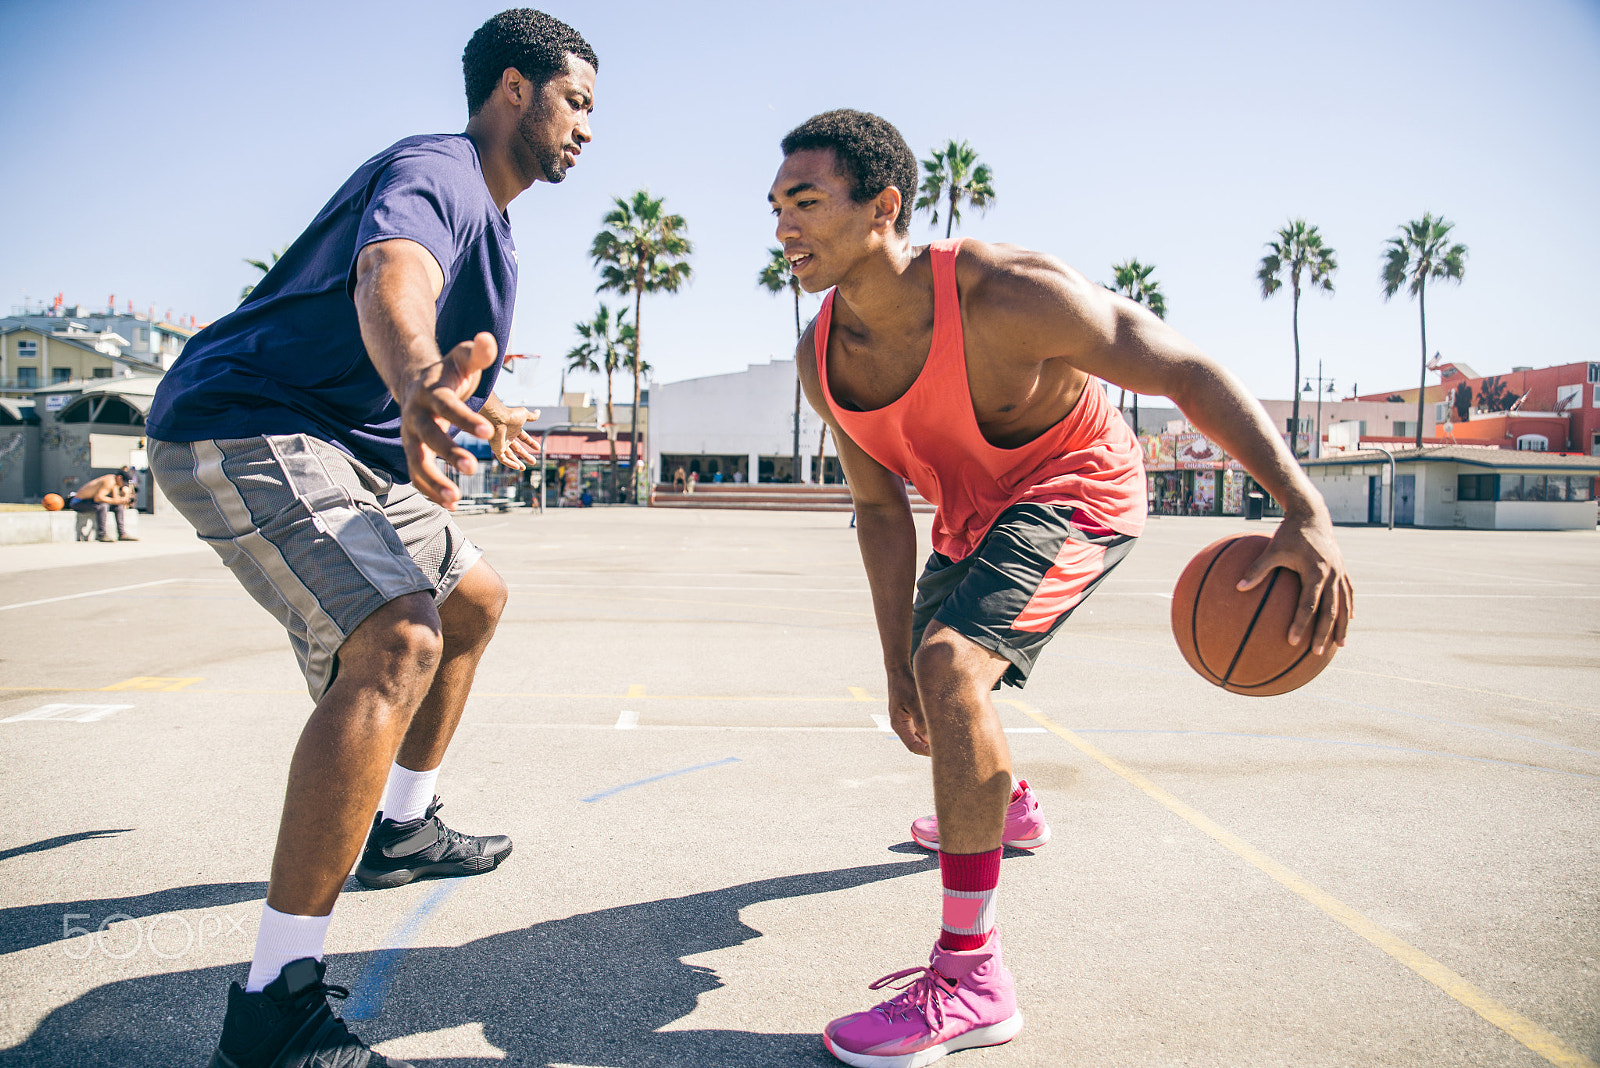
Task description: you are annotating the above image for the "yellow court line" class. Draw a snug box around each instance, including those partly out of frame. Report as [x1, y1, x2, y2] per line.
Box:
[626, 684, 647, 698]
[1006, 701, 1597, 1068]
[847, 687, 872, 702]
[101, 676, 203, 692]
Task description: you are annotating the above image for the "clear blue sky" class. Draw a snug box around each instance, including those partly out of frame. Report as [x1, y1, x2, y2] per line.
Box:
[1, 0, 1596, 409]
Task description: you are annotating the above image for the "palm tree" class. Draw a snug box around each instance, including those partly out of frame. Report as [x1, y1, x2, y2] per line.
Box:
[915, 140, 996, 239]
[758, 246, 806, 482]
[591, 191, 693, 498]
[1382, 213, 1467, 449]
[1258, 220, 1338, 458]
[239, 248, 285, 303]
[1107, 259, 1167, 431]
[566, 304, 632, 500]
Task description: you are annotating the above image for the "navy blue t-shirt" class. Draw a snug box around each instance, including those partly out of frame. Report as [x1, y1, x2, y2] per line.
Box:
[149, 134, 516, 480]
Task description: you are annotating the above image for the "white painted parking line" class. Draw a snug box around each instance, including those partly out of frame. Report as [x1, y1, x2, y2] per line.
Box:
[0, 578, 179, 613]
[871, 714, 892, 733]
[3, 703, 132, 723]
[614, 710, 639, 729]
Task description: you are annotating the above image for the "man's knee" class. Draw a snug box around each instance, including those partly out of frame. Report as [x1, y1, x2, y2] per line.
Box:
[442, 563, 507, 648]
[912, 625, 1007, 708]
[340, 593, 444, 701]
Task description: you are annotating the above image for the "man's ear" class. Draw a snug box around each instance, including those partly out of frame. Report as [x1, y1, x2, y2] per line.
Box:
[498, 66, 530, 109]
[873, 186, 903, 234]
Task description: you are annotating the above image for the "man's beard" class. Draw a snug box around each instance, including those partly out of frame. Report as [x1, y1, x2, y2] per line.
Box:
[518, 111, 567, 183]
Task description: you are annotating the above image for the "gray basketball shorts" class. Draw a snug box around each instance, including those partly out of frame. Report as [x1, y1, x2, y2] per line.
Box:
[149, 434, 482, 700]
[911, 501, 1137, 689]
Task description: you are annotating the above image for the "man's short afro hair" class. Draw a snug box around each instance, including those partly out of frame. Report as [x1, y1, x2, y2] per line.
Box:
[463, 9, 597, 116]
[780, 109, 917, 235]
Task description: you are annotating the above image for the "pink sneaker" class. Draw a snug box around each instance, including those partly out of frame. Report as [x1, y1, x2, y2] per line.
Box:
[823, 930, 1023, 1068]
[910, 780, 1050, 852]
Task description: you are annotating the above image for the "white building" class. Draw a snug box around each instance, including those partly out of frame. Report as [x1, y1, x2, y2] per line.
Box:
[648, 357, 837, 484]
[1302, 446, 1599, 530]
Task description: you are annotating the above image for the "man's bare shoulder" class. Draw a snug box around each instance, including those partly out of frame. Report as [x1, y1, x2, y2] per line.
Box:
[953, 240, 1112, 352]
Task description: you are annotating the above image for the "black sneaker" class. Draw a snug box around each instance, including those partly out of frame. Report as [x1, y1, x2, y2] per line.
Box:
[353, 796, 512, 889]
[210, 956, 408, 1068]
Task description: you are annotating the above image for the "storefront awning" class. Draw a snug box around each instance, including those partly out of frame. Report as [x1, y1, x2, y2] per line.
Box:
[540, 433, 637, 460]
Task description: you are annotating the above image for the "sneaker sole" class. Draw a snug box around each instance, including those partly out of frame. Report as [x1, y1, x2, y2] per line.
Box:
[909, 825, 1051, 852]
[823, 1011, 1024, 1068]
[354, 841, 513, 889]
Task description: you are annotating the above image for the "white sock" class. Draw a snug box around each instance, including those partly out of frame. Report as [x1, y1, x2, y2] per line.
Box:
[379, 762, 439, 824]
[245, 905, 334, 993]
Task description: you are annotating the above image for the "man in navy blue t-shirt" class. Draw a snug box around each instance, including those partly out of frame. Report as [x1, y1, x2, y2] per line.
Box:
[148, 11, 596, 1066]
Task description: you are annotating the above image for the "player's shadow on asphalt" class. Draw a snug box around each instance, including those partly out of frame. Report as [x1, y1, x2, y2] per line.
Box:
[0, 879, 268, 957]
[2, 857, 937, 1067]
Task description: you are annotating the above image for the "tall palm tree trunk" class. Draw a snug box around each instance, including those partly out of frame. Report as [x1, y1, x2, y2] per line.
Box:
[630, 279, 643, 500]
[1290, 284, 1303, 458]
[605, 368, 618, 501]
[1415, 282, 1428, 450]
[945, 188, 955, 240]
[792, 283, 802, 482]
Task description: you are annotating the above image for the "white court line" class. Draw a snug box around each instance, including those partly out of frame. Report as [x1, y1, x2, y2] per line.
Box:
[0, 578, 180, 613]
[3, 703, 132, 723]
[476, 722, 1049, 735]
[614, 710, 639, 729]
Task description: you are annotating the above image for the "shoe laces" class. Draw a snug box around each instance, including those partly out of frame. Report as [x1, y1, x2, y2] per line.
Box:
[295, 982, 382, 1064]
[867, 965, 956, 1030]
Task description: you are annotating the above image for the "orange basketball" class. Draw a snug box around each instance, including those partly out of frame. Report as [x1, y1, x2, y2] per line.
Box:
[42, 493, 64, 511]
[1170, 533, 1336, 696]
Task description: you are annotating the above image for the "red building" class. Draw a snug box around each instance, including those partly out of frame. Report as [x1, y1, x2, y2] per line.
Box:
[1356, 361, 1599, 456]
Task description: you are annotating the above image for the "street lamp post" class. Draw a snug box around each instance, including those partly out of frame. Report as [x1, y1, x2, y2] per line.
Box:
[1301, 359, 1336, 460]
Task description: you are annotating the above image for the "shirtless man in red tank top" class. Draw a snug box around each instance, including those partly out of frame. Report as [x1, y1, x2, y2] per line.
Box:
[768, 111, 1354, 1068]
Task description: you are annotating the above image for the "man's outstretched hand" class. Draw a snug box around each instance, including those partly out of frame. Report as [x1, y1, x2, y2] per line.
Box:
[483, 396, 541, 471]
[399, 332, 497, 510]
[1236, 509, 1354, 655]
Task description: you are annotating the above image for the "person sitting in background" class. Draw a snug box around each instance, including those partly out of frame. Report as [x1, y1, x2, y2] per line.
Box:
[68, 472, 137, 542]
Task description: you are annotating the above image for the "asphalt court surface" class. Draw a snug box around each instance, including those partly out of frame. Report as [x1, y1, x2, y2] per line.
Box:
[0, 507, 1595, 1067]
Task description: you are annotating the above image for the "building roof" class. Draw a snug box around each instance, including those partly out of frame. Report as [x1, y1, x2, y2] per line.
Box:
[1307, 445, 1600, 472]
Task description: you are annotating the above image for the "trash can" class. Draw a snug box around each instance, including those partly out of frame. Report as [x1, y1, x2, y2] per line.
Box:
[1245, 492, 1265, 521]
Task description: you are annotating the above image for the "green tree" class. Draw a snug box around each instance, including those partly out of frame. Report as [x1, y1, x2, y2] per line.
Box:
[591, 191, 692, 498]
[915, 140, 995, 239]
[239, 248, 285, 303]
[758, 245, 805, 482]
[1258, 219, 1338, 458]
[566, 303, 633, 500]
[1382, 213, 1467, 449]
[1107, 259, 1167, 430]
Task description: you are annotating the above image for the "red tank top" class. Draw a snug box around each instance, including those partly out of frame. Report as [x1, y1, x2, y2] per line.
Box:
[816, 239, 1147, 561]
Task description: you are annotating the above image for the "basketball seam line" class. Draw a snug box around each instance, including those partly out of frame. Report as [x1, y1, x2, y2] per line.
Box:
[1190, 546, 1232, 686]
[1223, 569, 1279, 687]
[1245, 612, 1320, 690]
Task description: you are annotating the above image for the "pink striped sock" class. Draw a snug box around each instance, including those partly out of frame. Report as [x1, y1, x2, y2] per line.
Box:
[939, 847, 1001, 951]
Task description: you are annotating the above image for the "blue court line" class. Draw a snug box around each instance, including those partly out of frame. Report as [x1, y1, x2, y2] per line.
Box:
[344, 878, 464, 1021]
[1072, 728, 1600, 781]
[582, 757, 741, 802]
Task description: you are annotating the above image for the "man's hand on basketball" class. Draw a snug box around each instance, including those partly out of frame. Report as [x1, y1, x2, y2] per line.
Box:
[1237, 511, 1354, 655]
[887, 672, 931, 756]
[399, 332, 497, 510]
[483, 397, 541, 471]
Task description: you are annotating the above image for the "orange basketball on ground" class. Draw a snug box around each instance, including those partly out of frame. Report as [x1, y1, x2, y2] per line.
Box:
[41, 493, 64, 511]
[1170, 533, 1336, 696]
